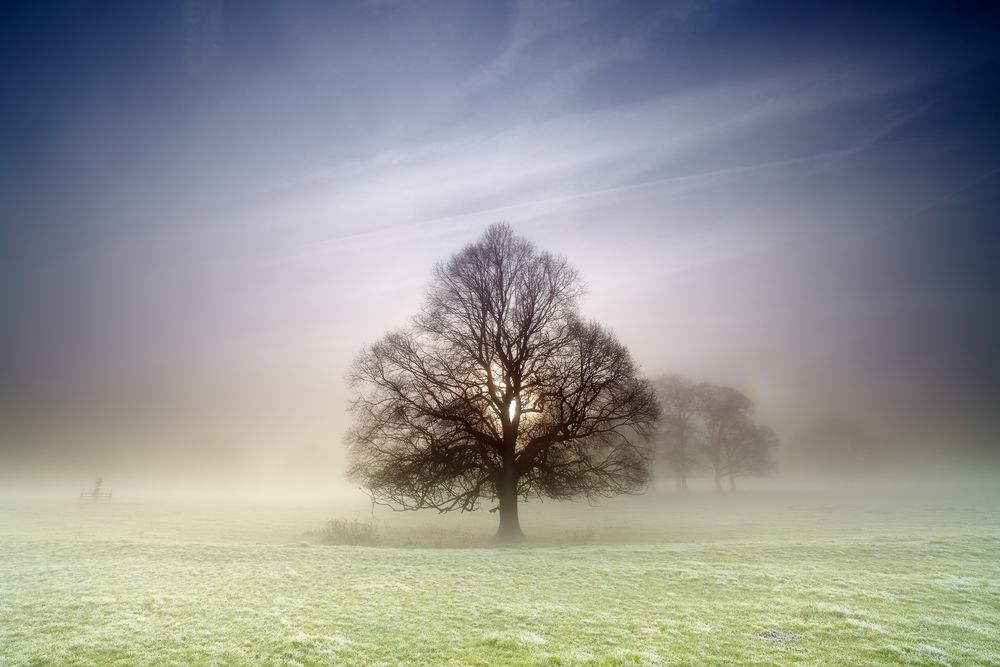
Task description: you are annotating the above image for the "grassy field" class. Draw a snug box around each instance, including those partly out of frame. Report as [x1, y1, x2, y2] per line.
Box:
[1, 482, 998, 665]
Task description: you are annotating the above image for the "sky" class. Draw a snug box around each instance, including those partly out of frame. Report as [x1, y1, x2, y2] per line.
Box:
[1, 0, 998, 480]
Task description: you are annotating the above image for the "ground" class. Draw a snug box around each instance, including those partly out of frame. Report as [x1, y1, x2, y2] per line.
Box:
[1, 480, 998, 666]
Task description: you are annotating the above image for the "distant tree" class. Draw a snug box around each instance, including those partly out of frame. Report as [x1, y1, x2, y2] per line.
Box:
[696, 383, 775, 491]
[720, 419, 778, 489]
[348, 223, 660, 542]
[654, 374, 702, 492]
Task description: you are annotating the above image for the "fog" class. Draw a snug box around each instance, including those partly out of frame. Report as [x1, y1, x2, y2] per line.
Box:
[1, 1, 998, 499]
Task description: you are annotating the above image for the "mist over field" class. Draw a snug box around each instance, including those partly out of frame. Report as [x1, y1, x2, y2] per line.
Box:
[1, 0, 999, 665]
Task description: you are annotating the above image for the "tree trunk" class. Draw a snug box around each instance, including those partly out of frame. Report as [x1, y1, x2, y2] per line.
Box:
[678, 437, 688, 494]
[494, 469, 524, 543]
[711, 442, 722, 493]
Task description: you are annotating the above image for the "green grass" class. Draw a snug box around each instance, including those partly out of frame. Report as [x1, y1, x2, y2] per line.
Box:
[1, 484, 998, 665]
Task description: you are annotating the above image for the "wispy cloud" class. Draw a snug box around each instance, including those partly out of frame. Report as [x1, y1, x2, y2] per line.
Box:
[256, 66, 934, 262]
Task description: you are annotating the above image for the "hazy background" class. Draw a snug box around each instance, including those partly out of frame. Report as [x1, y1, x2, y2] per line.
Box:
[1, 0, 998, 489]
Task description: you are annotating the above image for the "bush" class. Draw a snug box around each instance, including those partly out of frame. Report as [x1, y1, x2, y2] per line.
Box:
[313, 519, 379, 546]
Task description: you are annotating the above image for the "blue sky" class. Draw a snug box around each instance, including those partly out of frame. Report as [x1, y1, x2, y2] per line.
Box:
[1, 1, 998, 474]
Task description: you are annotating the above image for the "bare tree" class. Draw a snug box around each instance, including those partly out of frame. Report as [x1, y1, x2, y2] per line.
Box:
[697, 383, 754, 492]
[697, 383, 777, 491]
[348, 223, 660, 542]
[720, 419, 778, 490]
[654, 374, 702, 492]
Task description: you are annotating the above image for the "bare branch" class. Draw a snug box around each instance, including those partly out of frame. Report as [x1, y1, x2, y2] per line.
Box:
[347, 223, 660, 529]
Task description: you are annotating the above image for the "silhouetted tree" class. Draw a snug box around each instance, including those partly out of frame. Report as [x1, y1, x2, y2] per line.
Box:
[654, 374, 702, 492]
[348, 223, 660, 542]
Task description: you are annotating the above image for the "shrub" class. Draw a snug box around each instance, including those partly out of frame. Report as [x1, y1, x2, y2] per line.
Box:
[314, 519, 379, 546]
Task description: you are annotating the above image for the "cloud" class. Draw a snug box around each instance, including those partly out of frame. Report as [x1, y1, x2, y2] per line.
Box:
[245, 63, 930, 268]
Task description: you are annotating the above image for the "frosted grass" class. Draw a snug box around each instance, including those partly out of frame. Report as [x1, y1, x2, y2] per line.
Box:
[1, 491, 998, 665]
